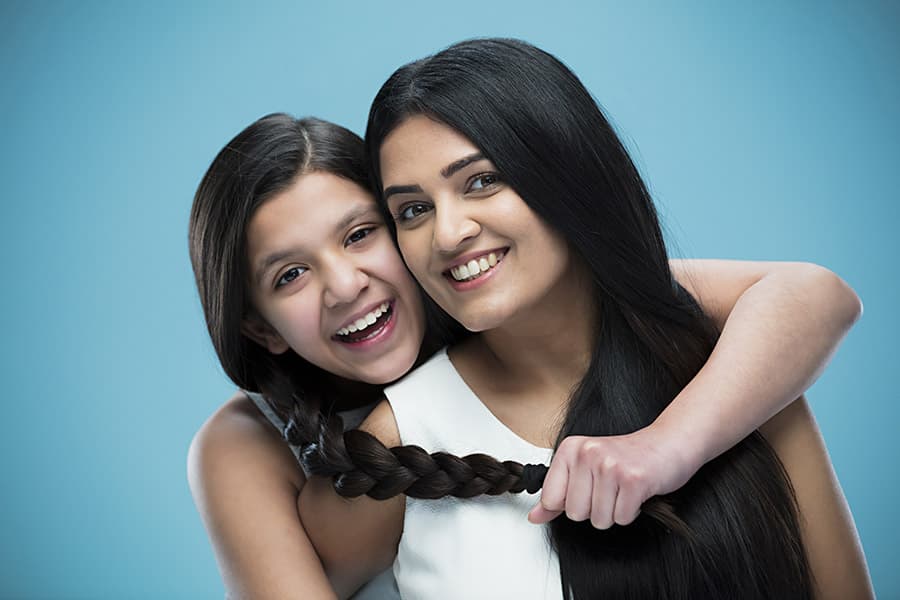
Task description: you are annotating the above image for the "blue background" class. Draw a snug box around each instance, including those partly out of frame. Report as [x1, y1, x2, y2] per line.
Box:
[2, 1, 897, 597]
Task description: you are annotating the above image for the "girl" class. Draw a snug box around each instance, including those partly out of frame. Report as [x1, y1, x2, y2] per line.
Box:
[298, 39, 872, 599]
[188, 115, 863, 597]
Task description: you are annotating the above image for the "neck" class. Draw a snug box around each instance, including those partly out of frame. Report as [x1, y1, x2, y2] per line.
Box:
[473, 261, 596, 398]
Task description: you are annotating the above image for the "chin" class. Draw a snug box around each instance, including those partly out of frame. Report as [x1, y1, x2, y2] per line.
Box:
[458, 313, 504, 333]
[455, 301, 509, 332]
[368, 353, 419, 385]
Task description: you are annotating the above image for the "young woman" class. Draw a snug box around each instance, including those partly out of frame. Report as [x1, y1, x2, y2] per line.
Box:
[297, 39, 872, 599]
[188, 115, 863, 597]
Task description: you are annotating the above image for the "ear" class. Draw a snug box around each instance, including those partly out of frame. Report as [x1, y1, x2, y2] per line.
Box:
[240, 315, 291, 355]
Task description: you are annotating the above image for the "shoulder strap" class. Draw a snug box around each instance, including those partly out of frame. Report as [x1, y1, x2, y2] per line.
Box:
[243, 390, 305, 466]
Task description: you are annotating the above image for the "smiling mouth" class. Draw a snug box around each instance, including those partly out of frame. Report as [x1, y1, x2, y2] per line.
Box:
[333, 301, 394, 343]
[445, 250, 505, 282]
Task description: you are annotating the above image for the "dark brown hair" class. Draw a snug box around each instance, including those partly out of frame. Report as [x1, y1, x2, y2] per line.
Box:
[333, 38, 811, 599]
[189, 114, 384, 438]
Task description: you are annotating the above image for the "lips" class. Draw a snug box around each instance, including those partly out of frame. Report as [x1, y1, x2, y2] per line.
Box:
[333, 300, 394, 344]
[443, 248, 507, 283]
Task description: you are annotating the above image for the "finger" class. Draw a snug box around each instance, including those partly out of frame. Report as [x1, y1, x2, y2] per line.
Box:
[612, 482, 642, 526]
[528, 504, 563, 524]
[564, 462, 594, 522]
[538, 456, 570, 513]
[590, 474, 617, 530]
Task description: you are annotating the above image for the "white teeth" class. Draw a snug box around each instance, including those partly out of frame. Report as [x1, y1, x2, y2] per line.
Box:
[336, 302, 390, 336]
[449, 252, 503, 282]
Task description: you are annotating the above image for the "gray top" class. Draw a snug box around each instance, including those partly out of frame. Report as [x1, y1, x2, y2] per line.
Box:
[244, 390, 375, 468]
[242, 390, 400, 600]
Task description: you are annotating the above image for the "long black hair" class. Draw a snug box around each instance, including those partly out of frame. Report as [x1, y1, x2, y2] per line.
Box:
[189, 112, 527, 493]
[189, 114, 430, 460]
[353, 38, 812, 599]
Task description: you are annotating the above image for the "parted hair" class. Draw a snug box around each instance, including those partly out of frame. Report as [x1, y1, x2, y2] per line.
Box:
[350, 38, 813, 599]
[188, 113, 556, 508]
[190, 114, 385, 424]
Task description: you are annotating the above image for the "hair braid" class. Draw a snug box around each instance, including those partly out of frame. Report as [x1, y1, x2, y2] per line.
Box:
[297, 420, 689, 535]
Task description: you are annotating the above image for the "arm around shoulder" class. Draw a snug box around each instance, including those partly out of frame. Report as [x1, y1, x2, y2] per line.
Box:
[187, 391, 337, 599]
[659, 259, 863, 468]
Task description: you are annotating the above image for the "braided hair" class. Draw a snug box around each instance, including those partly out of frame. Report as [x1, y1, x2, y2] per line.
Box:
[294, 405, 688, 533]
[190, 111, 569, 504]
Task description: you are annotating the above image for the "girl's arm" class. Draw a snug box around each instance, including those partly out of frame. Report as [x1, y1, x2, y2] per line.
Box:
[298, 400, 405, 597]
[665, 259, 861, 468]
[531, 260, 862, 527]
[188, 392, 338, 600]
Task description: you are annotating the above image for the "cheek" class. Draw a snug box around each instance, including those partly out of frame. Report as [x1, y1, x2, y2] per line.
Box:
[396, 231, 430, 278]
[269, 295, 322, 345]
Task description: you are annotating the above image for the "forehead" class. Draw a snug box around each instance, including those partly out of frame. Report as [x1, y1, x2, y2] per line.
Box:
[245, 171, 375, 254]
[379, 115, 481, 183]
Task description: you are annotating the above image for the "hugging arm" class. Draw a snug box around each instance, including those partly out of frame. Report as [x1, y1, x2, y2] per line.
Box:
[664, 259, 861, 468]
[189, 261, 862, 595]
[531, 260, 862, 527]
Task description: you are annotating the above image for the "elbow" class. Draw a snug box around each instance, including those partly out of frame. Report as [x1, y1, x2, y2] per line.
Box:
[800, 262, 863, 330]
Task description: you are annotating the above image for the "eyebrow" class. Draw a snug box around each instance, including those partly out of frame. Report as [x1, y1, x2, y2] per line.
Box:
[441, 152, 485, 178]
[382, 152, 486, 200]
[254, 203, 378, 286]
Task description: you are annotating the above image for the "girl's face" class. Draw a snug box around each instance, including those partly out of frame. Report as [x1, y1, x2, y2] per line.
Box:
[378, 115, 579, 333]
[243, 171, 426, 384]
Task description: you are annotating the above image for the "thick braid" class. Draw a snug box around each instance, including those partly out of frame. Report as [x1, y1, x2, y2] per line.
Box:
[332, 429, 530, 499]
[284, 402, 356, 476]
[318, 428, 691, 536]
[273, 378, 691, 535]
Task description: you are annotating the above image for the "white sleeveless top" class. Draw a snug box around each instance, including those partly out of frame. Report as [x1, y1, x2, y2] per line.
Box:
[385, 349, 562, 599]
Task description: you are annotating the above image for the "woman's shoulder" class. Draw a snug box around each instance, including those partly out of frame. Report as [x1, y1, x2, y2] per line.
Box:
[346, 397, 402, 447]
[759, 397, 874, 598]
[188, 391, 304, 493]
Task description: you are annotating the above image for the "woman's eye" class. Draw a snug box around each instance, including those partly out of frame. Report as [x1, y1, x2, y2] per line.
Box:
[396, 203, 431, 222]
[468, 173, 501, 192]
[275, 266, 307, 288]
[346, 226, 375, 246]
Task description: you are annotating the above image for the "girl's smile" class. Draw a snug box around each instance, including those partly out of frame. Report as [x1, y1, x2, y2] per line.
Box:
[243, 171, 426, 384]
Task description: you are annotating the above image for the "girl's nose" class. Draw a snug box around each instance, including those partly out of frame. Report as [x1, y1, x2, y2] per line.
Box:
[322, 258, 370, 308]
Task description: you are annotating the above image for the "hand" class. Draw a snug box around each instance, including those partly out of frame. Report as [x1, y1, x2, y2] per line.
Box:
[527, 425, 698, 529]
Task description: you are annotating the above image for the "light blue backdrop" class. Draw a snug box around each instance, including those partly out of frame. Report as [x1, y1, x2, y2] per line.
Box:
[2, 1, 897, 597]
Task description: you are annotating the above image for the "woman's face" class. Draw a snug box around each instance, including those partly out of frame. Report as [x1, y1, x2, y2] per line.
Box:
[378, 115, 578, 333]
[243, 171, 426, 384]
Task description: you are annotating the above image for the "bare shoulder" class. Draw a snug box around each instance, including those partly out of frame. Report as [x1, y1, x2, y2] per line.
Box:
[188, 392, 341, 598]
[359, 397, 402, 446]
[759, 397, 874, 599]
[188, 391, 303, 494]
[299, 398, 404, 597]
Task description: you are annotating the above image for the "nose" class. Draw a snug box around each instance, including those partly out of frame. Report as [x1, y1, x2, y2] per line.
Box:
[322, 256, 369, 308]
[432, 198, 481, 254]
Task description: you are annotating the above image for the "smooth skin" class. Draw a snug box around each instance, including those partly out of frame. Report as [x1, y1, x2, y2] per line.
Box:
[241, 171, 426, 385]
[189, 165, 867, 599]
[296, 115, 871, 599]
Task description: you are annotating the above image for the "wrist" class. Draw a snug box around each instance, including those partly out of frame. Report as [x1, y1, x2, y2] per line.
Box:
[645, 415, 709, 480]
